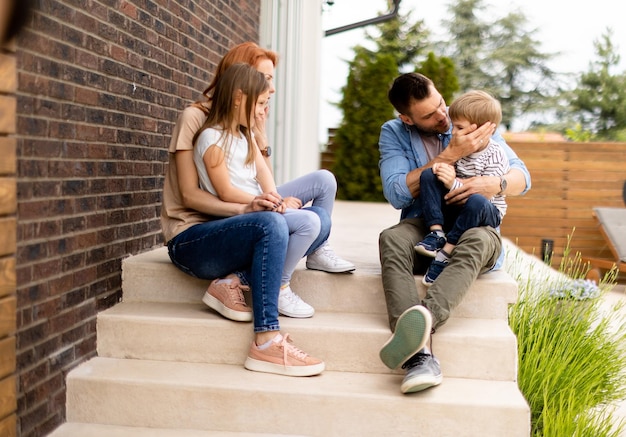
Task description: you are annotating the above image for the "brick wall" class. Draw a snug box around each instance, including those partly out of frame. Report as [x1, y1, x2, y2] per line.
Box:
[14, 1, 260, 436]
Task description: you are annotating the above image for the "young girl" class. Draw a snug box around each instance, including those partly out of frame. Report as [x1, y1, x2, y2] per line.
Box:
[193, 63, 319, 319]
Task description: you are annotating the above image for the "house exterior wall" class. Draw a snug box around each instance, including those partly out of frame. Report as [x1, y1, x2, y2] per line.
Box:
[259, 0, 323, 185]
[14, 1, 260, 436]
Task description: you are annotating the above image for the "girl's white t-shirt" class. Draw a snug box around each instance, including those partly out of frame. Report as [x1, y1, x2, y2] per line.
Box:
[193, 127, 262, 197]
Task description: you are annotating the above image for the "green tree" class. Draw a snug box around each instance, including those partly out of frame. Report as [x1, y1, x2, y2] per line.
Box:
[486, 10, 559, 130]
[440, 0, 558, 130]
[418, 52, 459, 103]
[331, 5, 439, 201]
[364, 6, 430, 69]
[331, 48, 397, 201]
[439, 0, 491, 91]
[568, 28, 626, 140]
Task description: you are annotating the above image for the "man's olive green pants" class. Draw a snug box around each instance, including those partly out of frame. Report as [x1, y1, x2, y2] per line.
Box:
[379, 218, 502, 332]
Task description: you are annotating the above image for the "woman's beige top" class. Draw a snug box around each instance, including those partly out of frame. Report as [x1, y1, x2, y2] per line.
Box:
[160, 105, 210, 243]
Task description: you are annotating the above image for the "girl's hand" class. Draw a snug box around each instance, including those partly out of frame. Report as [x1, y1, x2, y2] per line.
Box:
[243, 192, 283, 213]
[252, 105, 269, 149]
[282, 196, 302, 209]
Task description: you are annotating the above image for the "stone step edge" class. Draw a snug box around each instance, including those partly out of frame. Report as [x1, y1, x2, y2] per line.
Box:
[65, 357, 530, 436]
[49, 422, 300, 437]
[120, 247, 518, 320]
[96, 301, 519, 381]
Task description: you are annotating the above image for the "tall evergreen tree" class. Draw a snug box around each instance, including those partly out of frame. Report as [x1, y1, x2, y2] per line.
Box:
[439, 0, 490, 91]
[486, 10, 558, 130]
[331, 48, 397, 201]
[363, 7, 430, 70]
[439, 0, 558, 130]
[569, 28, 626, 139]
[418, 52, 459, 104]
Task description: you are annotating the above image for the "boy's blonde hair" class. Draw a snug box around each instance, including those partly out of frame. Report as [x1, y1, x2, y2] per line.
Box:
[448, 90, 502, 127]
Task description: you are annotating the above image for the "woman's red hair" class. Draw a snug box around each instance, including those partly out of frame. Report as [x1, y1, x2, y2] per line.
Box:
[202, 42, 279, 99]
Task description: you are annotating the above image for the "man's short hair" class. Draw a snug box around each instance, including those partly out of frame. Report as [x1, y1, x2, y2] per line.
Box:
[387, 73, 434, 115]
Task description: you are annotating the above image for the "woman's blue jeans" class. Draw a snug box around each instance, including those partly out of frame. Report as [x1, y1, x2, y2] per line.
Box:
[167, 211, 288, 333]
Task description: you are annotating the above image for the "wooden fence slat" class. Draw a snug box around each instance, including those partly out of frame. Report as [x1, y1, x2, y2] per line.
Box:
[0, 337, 15, 379]
[0, 138, 15, 175]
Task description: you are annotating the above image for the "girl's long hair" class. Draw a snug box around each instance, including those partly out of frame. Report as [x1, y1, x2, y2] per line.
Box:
[193, 63, 269, 166]
[202, 42, 278, 100]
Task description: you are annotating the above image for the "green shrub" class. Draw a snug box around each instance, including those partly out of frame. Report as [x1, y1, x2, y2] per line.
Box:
[506, 241, 626, 436]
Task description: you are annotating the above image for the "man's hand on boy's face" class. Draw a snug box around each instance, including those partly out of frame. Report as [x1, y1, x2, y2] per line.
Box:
[448, 121, 495, 159]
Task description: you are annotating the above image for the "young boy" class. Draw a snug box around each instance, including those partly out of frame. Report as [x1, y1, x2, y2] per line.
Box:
[415, 90, 510, 285]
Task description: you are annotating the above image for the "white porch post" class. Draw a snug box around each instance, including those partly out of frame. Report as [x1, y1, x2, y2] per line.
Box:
[259, 0, 323, 185]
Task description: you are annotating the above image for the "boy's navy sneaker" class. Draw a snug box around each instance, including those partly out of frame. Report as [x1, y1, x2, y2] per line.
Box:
[401, 351, 443, 393]
[379, 305, 432, 369]
[422, 258, 449, 286]
[414, 231, 446, 257]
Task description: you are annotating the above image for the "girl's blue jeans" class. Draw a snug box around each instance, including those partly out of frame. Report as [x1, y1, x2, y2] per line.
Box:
[278, 169, 335, 255]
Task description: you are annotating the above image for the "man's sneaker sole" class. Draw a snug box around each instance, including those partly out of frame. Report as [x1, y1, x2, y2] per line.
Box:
[379, 305, 432, 369]
[244, 356, 325, 377]
[401, 372, 443, 394]
[305, 261, 355, 273]
[421, 276, 434, 287]
[202, 292, 252, 322]
[414, 244, 438, 258]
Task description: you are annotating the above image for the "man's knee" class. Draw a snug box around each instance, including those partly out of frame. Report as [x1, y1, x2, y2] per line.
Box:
[456, 226, 501, 261]
[459, 226, 498, 243]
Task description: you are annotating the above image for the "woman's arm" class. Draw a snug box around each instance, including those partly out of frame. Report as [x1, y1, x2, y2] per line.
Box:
[253, 106, 273, 173]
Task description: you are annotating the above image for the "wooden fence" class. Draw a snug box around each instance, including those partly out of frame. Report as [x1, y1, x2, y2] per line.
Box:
[501, 141, 625, 270]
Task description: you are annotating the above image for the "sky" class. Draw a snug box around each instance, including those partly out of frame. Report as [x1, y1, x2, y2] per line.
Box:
[318, 0, 626, 141]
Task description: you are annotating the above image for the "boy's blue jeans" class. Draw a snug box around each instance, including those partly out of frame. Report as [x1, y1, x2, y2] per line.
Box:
[419, 168, 501, 245]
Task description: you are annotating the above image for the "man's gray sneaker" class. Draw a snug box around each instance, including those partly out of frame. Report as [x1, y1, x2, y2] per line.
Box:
[379, 305, 432, 369]
[400, 351, 443, 394]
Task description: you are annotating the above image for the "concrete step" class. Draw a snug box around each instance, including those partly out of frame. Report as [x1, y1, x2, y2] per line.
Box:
[121, 246, 518, 320]
[65, 357, 530, 437]
[49, 423, 298, 437]
[97, 301, 519, 381]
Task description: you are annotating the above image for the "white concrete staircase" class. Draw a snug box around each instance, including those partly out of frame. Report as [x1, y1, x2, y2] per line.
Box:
[49, 201, 530, 436]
